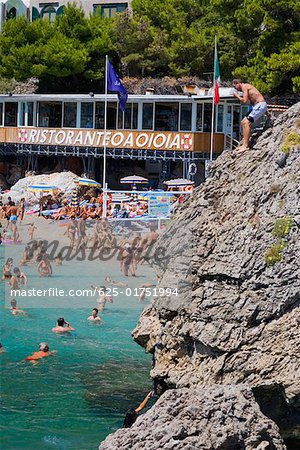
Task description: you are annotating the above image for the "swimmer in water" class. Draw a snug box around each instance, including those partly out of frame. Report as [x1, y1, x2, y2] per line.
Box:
[0, 342, 4, 354]
[25, 342, 55, 363]
[28, 223, 37, 241]
[12, 267, 27, 286]
[87, 308, 103, 322]
[105, 276, 128, 287]
[92, 285, 113, 311]
[10, 299, 27, 316]
[37, 255, 52, 277]
[2, 257, 13, 280]
[52, 317, 75, 333]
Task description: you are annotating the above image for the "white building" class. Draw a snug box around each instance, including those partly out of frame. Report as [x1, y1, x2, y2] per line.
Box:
[0, 0, 129, 29]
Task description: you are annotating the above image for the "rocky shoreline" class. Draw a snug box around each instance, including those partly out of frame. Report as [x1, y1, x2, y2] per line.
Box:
[100, 104, 300, 449]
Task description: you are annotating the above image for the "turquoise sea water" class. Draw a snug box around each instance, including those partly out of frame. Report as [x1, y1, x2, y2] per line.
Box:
[0, 246, 153, 450]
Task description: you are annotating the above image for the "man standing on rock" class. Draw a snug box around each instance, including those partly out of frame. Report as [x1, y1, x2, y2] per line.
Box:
[232, 79, 269, 152]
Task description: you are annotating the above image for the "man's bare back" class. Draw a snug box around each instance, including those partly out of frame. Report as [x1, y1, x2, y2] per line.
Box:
[240, 83, 265, 105]
[234, 82, 265, 105]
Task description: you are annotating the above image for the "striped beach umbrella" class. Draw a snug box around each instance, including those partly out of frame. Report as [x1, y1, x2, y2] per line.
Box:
[70, 188, 79, 208]
[28, 183, 58, 193]
[163, 178, 195, 187]
[120, 175, 148, 201]
[111, 193, 133, 204]
[120, 175, 148, 186]
[75, 178, 101, 187]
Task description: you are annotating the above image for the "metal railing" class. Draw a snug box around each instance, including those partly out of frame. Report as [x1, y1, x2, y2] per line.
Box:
[224, 134, 240, 151]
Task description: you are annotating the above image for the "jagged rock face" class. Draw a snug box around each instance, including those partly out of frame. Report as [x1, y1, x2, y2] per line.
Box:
[132, 104, 300, 439]
[99, 385, 287, 450]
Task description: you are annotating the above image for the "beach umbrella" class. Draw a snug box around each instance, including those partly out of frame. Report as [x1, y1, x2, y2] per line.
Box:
[120, 175, 149, 201]
[70, 188, 79, 208]
[163, 178, 195, 187]
[111, 193, 133, 204]
[120, 175, 148, 186]
[28, 183, 58, 193]
[75, 177, 101, 187]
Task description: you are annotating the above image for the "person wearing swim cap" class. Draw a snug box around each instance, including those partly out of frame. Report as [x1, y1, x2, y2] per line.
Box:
[52, 317, 75, 333]
[25, 343, 55, 363]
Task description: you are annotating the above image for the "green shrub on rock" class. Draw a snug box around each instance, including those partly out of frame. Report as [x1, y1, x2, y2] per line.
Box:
[280, 132, 300, 155]
[265, 216, 294, 266]
[265, 240, 288, 266]
[272, 216, 294, 239]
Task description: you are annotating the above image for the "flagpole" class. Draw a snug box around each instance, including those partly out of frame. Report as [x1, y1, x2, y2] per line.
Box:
[102, 55, 108, 218]
[209, 36, 217, 162]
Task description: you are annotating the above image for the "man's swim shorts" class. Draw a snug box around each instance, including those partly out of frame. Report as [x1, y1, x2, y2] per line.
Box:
[246, 102, 267, 123]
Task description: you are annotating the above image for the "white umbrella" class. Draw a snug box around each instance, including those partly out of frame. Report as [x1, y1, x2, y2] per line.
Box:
[111, 193, 133, 203]
[120, 175, 148, 185]
[164, 178, 195, 187]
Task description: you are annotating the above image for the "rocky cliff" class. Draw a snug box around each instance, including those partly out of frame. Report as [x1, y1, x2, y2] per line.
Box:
[100, 103, 300, 449]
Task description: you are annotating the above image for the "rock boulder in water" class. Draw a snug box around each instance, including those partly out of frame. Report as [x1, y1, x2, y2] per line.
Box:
[2, 171, 78, 205]
[100, 385, 286, 450]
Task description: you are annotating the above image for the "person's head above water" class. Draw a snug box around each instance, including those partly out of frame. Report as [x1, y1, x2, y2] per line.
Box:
[123, 409, 137, 428]
[13, 267, 20, 275]
[92, 308, 98, 317]
[10, 299, 17, 308]
[39, 342, 49, 352]
[57, 317, 66, 326]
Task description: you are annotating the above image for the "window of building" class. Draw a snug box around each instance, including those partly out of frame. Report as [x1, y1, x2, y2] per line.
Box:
[80, 102, 94, 128]
[0, 103, 3, 126]
[6, 7, 17, 19]
[225, 105, 232, 134]
[95, 102, 104, 129]
[20, 102, 34, 126]
[20, 102, 25, 126]
[196, 104, 203, 131]
[203, 103, 212, 132]
[241, 105, 250, 118]
[27, 102, 34, 126]
[217, 105, 224, 132]
[155, 103, 179, 131]
[107, 102, 117, 129]
[38, 102, 62, 127]
[32, 7, 40, 20]
[94, 102, 117, 129]
[142, 103, 154, 130]
[180, 103, 192, 131]
[63, 102, 77, 128]
[41, 5, 56, 22]
[56, 5, 64, 16]
[118, 103, 138, 130]
[4, 102, 18, 127]
[94, 3, 127, 18]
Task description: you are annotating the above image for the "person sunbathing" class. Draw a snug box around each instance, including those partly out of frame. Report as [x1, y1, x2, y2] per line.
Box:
[105, 276, 128, 287]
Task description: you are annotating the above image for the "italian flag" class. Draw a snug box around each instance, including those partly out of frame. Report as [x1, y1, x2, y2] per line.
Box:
[214, 43, 220, 105]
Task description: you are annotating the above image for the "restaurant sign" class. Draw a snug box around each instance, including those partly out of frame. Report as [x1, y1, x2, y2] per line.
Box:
[1, 127, 194, 151]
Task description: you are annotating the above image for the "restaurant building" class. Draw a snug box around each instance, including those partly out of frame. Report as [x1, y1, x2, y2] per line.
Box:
[0, 88, 247, 187]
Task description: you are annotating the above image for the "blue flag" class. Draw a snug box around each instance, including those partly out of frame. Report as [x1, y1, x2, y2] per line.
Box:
[107, 60, 128, 112]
